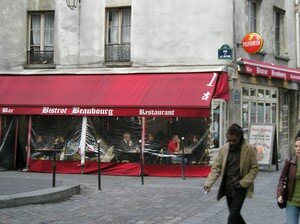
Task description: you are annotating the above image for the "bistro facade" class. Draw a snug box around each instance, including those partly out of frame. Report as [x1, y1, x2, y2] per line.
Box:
[0, 71, 228, 176]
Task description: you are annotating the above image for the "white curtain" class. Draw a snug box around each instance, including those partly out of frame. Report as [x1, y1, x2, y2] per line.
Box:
[31, 14, 41, 47]
[121, 9, 131, 43]
[44, 14, 54, 51]
[109, 11, 119, 44]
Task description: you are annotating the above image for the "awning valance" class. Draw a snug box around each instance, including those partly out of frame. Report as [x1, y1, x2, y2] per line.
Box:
[0, 72, 228, 117]
[238, 58, 300, 82]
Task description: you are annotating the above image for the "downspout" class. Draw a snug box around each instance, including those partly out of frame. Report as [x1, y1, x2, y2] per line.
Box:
[77, 0, 81, 68]
[296, 0, 300, 68]
[232, 0, 237, 62]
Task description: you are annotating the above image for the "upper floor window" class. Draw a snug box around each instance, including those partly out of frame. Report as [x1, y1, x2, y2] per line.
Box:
[27, 12, 54, 65]
[274, 8, 285, 56]
[248, 1, 257, 32]
[105, 8, 131, 63]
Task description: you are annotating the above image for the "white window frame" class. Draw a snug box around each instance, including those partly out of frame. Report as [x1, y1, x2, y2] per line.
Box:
[106, 8, 131, 45]
[28, 12, 54, 52]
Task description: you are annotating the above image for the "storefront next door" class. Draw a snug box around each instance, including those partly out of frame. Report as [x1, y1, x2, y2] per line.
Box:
[241, 84, 278, 146]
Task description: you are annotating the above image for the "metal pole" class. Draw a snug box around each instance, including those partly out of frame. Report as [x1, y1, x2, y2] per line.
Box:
[52, 150, 56, 187]
[140, 117, 146, 185]
[97, 140, 102, 191]
[181, 137, 185, 180]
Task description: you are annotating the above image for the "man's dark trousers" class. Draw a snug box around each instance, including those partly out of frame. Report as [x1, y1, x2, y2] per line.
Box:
[226, 187, 247, 224]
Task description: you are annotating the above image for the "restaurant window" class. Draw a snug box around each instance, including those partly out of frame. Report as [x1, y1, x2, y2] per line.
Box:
[27, 116, 210, 166]
[105, 8, 131, 63]
[27, 12, 54, 65]
[241, 85, 278, 139]
[274, 8, 285, 56]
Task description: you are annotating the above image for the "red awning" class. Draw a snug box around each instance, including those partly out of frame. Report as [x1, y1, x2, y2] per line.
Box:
[238, 58, 300, 82]
[0, 72, 228, 117]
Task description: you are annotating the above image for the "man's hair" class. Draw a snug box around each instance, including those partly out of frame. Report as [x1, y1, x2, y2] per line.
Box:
[296, 137, 300, 142]
[226, 123, 244, 139]
[172, 134, 178, 139]
[296, 129, 300, 141]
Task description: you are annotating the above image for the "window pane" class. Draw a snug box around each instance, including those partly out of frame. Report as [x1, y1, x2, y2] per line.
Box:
[271, 90, 277, 98]
[249, 2, 256, 32]
[250, 87, 256, 97]
[265, 90, 270, 98]
[257, 103, 264, 123]
[31, 14, 41, 46]
[242, 86, 249, 96]
[274, 11, 280, 55]
[257, 89, 264, 98]
[250, 102, 256, 123]
[44, 14, 54, 47]
[271, 103, 276, 123]
[108, 10, 119, 44]
[265, 103, 271, 123]
[121, 9, 131, 43]
[242, 102, 249, 128]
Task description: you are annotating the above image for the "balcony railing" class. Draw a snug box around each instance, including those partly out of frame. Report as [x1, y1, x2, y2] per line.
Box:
[27, 50, 54, 64]
[105, 43, 131, 62]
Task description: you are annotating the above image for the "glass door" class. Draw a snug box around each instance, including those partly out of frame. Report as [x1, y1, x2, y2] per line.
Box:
[211, 100, 227, 148]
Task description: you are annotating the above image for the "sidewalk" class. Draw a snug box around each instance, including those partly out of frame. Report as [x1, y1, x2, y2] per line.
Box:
[0, 166, 286, 224]
[0, 170, 80, 208]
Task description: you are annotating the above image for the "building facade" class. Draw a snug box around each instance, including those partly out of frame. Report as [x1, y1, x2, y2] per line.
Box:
[0, 0, 299, 170]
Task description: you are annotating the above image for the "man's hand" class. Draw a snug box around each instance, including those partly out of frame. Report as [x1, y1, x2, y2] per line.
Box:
[277, 196, 283, 204]
[204, 186, 210, 194]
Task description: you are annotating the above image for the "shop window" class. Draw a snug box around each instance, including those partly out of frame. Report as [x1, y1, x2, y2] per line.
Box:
[105, 8, 131, 63]
[241, 85, 278, 136]
[28, 116, 210, 165]
[27, 12, 54, 65]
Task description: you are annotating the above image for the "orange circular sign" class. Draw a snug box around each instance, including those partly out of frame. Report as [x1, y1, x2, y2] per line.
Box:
[242, 33, 264, 54]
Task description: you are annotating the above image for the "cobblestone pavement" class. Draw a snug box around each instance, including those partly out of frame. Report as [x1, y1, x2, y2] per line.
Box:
[0, 167, 285, 224]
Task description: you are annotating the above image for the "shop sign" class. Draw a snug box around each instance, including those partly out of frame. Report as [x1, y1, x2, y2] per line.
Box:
[0, 107, 210, 118]
[241, 33, 264, 54]
[218, 44, 232, 59]
[239, 58, 300, 83]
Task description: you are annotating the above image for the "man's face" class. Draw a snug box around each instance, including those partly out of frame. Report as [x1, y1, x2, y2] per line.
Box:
[227, 134, 240, 147]
[124, 134, 131, 142]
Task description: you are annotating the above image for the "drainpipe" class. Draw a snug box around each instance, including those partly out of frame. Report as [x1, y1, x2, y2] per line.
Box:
[296, 0, 300, 68]
[77, 0, 81, 68]
[232, 0, 237, 62]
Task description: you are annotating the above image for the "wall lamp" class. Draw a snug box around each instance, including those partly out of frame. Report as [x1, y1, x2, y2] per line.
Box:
[66, 0, 81, 10]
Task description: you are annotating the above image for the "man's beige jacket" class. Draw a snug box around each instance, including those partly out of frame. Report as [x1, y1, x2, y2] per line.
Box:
[204, 141, 259, 200]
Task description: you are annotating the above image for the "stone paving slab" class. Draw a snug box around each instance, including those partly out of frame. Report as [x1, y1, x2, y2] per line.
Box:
[0, 167, 286, 224]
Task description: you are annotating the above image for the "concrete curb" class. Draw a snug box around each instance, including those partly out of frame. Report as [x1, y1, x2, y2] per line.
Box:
[0, 182, 80, 209]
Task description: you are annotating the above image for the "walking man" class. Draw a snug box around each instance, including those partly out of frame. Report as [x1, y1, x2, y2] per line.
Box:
[204, 123, 259, 224]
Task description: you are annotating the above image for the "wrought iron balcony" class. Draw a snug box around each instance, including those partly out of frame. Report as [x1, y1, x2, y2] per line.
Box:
[105, 43, 131, 62]
[27, 50, 54, 64]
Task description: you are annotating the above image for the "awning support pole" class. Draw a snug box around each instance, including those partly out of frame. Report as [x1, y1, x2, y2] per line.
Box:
[140, 117, 146, 185]
[79, 116, 87, 174]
